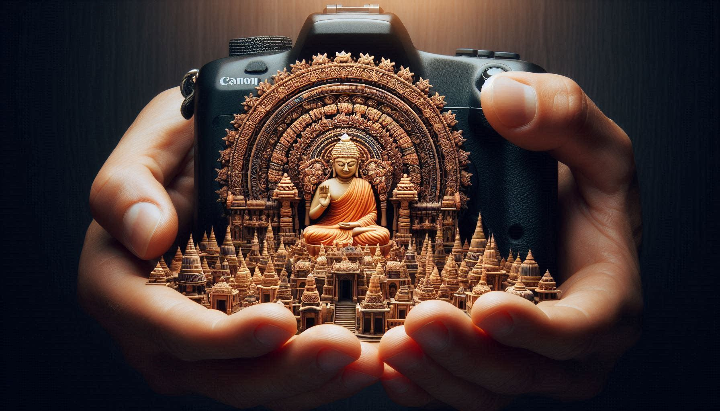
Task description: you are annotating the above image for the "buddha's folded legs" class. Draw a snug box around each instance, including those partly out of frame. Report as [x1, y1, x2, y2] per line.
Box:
[304, 224, 390, 247]
[303, 225, 353, 246]
[352, 225, 390, 246]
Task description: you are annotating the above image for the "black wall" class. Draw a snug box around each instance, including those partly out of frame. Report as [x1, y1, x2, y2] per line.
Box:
[3, 1, 718, 409]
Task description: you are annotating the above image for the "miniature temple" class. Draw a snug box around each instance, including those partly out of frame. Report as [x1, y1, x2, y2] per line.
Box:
[151, 209, 560, 339]
[149, 52, 560, 339]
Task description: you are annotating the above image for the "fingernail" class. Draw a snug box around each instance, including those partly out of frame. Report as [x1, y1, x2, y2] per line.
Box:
[254, 324, 290, 348]
[478, 311, 514, 337]
[382, 377, 409, 394]
[482, 76, 537, 128]
[122, 202, 162, 257]
[342, 369, 377, 388]
[317, 349, 356, 372]
[410, 321, 449, 351]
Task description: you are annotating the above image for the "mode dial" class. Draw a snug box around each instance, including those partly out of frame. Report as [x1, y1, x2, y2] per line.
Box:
[229, 36, 292, 56]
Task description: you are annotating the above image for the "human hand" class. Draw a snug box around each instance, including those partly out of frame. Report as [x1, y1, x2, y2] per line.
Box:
[378, 72, 642, 410]
[319, 185, 331, 208]
[79, 88, 382, 409]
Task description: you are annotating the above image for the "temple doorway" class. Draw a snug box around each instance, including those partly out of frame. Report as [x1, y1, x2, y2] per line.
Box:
[338, 278, 353, 301]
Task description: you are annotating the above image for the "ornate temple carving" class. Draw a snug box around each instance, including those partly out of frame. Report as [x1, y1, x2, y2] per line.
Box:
[217, 53, 470, 253]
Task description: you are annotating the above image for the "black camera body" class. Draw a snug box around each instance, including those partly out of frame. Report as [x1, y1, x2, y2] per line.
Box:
[190, 6, 557, 271]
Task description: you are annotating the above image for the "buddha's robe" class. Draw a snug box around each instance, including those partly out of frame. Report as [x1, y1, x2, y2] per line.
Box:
[304, 178, 390, 246]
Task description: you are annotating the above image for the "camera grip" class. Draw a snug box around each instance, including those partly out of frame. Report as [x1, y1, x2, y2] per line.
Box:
[466, 108, 558, 273]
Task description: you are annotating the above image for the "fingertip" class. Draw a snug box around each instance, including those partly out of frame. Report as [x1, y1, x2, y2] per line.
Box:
[183, 303, 296, 359]
[471, 291, 542, 341]
[404, 300, 471, 352]
[123, 201, 178, 259]
[242, 301, 298, 327]
[90, 165, 180, 261]
[377, 325, 411, 360]
[340, 343, 383, 389]
[481, 72, 571, 150]
[301, 324, 362, 362]
[481, 73, 538, 129]
[232, 303, 297, 353]
[353, 343, 383, 377]
[403, 299, 464, 333]
[378, 326, 424, 369]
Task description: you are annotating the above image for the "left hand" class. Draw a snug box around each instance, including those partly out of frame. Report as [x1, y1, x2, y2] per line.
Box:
[80, 88, 383, 410]
[339, 221, 360, 229]
[378, 72, 642, 410]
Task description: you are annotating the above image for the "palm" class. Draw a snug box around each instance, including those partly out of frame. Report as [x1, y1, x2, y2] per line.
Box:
[556, 163, 640, 284]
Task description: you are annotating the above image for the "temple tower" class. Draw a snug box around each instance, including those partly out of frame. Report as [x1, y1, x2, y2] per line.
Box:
[146, 261, 167, 285]
[177, 238, 206, 303]
[299, 274, 323, 331]
[536, 270, 562, 302]
[482, 235, 508, 291]
[466, 272, 491, 311]
[519, 250, 542, 291]
[273, 173, 300, 246]
[465, 213, 487, 269]
[357, 273, 390, 337]
[390, 174, 418, 247]
[170, 247, 183, 275]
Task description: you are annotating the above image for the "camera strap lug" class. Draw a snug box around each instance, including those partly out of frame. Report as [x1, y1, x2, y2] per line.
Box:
[180, 69, 199, 119]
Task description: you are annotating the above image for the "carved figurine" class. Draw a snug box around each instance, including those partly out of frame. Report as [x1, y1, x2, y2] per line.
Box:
[303, 134, 390, 247]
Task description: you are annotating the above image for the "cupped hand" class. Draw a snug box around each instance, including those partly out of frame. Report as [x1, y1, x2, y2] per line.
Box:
[339, 221, 361, 229]
[79, 88, 382, 410]
[378, 72, 643, 410]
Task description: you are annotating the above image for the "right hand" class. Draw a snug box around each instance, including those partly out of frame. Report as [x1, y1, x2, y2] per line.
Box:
[318, 184, 331, 208]
[377, 73, 642, 409]
[79, 88, 382, 409]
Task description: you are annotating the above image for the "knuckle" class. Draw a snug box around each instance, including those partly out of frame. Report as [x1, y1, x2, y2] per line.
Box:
[88, 169, 111, 215]
[89, 164, 132, 220]
[556, 76, 591, 135]
[151, 323, 202, 362]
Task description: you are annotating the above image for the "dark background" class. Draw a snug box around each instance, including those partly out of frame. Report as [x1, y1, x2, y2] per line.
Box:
[3, 0, 718, 409]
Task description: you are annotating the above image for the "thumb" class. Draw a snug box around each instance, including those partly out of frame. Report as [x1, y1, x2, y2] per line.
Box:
[89, 88, 194, 259]
[480, 72, 634, 195]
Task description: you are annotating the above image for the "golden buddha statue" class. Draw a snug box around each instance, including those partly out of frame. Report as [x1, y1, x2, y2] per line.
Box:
[303, 134, 390, 247]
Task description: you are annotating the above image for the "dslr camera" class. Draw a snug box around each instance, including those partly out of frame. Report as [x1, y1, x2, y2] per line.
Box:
[181, 4, 556, 275]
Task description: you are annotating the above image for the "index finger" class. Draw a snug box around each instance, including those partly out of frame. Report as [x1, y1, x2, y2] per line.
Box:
[470, 262, 642, 361]
[78, 221, 298, 361]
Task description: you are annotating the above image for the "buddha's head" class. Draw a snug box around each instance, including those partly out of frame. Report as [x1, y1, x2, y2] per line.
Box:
[331, 134, 360, 178]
